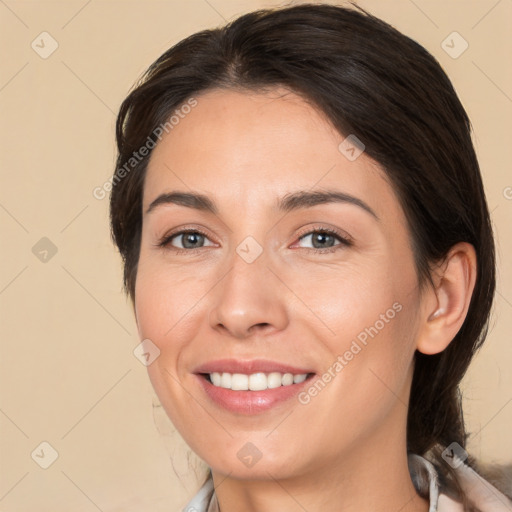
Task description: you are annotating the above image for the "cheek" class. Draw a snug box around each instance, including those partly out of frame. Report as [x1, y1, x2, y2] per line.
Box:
[294, 255, 420, 428]
[293, 304, 417, 465]
[133, 257, 196, 405]
[134, 263, 204, 438]
[134, 251, 206, 342]
[281, 251, 406, 346]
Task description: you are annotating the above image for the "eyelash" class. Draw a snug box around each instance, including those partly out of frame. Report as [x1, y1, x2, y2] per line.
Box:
[156, 226, 353, 255]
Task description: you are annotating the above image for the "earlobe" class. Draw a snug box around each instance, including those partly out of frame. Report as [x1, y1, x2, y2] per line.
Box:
[416, 242, 477, 355]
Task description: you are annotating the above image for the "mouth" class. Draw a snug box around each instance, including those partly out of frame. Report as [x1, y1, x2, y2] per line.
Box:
[193, 359, 316, 414]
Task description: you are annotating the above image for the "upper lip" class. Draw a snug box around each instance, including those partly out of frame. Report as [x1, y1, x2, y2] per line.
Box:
[194, 359, 314, 375]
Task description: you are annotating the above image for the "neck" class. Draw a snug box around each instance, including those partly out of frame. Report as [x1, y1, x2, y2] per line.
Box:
[212, 452, 428, 512]
[211, 409, 429, 511]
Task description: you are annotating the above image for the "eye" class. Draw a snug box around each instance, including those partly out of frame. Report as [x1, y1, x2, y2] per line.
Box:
[157, 229, 215, 251]
[156, 227, 352, 254]
[294, 228, 352, 253]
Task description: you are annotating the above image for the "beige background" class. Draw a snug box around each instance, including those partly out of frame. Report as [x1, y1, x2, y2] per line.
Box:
[0, 0, 511, 510]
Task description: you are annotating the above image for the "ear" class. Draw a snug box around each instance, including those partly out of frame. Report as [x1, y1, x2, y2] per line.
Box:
[416, 242, 477, 355]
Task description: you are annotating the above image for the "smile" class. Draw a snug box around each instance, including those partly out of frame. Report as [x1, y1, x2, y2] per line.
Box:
[193, 359, 315, 414]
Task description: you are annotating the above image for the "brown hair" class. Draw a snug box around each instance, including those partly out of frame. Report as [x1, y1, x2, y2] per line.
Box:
[109, 3, 505, 508]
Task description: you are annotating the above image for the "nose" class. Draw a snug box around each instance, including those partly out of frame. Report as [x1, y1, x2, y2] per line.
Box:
[208, 247, 289, 340]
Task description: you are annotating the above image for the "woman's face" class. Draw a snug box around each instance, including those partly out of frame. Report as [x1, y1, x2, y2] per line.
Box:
[135, 87, 425, 480]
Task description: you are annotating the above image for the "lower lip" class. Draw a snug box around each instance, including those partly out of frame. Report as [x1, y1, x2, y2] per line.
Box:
[195, 374, 313, 414]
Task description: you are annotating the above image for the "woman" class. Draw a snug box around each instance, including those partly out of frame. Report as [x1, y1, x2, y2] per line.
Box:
[109, 3, 512, 511]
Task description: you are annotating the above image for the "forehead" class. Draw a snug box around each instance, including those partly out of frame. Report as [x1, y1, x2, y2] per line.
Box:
[143, 87, 397, 217]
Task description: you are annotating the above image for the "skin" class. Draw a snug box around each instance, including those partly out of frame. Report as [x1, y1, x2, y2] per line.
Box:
[134, 87, 477, 512]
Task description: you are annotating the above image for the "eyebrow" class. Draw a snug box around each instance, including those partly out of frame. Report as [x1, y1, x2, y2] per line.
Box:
[145, 189, 379, 220]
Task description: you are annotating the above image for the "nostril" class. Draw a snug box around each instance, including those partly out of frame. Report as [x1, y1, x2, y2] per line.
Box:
[247, 322, 272, 335]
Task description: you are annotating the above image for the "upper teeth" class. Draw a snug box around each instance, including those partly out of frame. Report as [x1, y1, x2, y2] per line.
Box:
[209, 372, 308, 391]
